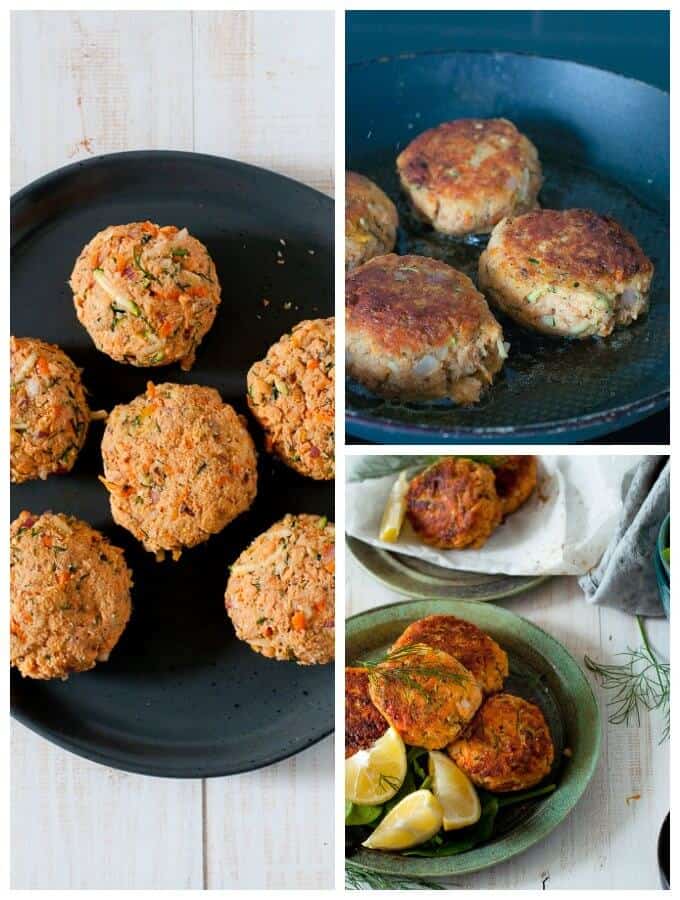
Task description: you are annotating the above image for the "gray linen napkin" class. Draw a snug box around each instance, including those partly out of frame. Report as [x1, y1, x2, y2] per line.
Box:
[578, 457, 669, 616]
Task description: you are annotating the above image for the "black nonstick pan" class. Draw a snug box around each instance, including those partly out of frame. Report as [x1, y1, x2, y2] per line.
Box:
[10, 151, 334, 777]
[346, 51, 669, 444]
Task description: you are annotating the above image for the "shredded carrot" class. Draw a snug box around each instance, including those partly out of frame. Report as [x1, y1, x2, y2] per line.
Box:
[146, 382, 156, 398]
[36, 356, 50, 376]
[56, 571, 71, 587]
[306, 358, 320, 370]
[187, 285, 208, 299]
[291, 611, 307, 631]
[41, 534, 53, 548]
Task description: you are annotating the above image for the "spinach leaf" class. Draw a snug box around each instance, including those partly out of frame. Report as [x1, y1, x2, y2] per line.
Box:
[345, 802, 384, 826]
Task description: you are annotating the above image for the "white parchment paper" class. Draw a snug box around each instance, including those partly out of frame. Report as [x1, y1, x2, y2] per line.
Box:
[346, 456, 642, 576]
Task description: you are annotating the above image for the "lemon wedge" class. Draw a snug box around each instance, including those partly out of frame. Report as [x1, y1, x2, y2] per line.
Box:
[428, 750, 481, 831]
[379, 470, 410, 542]
[362, 789, 443, 850]
[345, 726, 407, 806]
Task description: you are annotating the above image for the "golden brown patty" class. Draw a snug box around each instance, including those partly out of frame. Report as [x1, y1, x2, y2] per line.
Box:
[70, 221, 221, 369]
[391, 615, 508, 694]
[448, 693, 555, 792]
[346, 172, 399, 271]
[10, 336, 90, 483]
[225, 514, 334, 665]
[397, 118, 542, 236]
[346, 254, 505, 404]
[493, 456, 538, 516]
[406, 458, 502, 549]
[10, 511, 132, 680]
[368, 644, 483, 749]
[478, 209, 653, 338]
[345, 666, 389, 757]
[247, 318, 334, 480]
[101, 382, 257, 559]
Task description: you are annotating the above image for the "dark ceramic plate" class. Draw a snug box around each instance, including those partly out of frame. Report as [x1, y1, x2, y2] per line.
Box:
[10, 151, 334, 777]
[345, 599, 601, 877]
[346, 51, 669, 444]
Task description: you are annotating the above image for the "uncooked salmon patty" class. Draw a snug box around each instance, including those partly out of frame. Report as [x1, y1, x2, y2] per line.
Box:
[225, 514, 334, 665]
[70, 221, 221, 369]
[493, 455, 537, 516]
[478, 209, 653, 338]
[345, 666, 389, 757]
[346, 171, 399, 271]
[247, 318, 334, 480]
[448, 692, 555, 792]
[391, 615, 508, 695]
[368, 644, 483, 749]
[406, 458, 502, 549]
[11, 336, 90, 483]
[10, 511, 132, 679]
[101, 382, 257, 559]
[346, 254, 506, 404]
[397, 118, 542, 236]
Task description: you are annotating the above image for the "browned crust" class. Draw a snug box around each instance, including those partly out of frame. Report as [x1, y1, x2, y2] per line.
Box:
[345, 254, 492, 354]
[496, 209, 653, 283]
[448, 693, 555, 792]
[493, 456, 538, 517]
[346, 172, 398, 232]
[397, 118, 538, 201]
[345, 666, 389, 757]
[368, 645, 483, 749]
[391, 615, 508, 694]
[406, 458, 502, 549]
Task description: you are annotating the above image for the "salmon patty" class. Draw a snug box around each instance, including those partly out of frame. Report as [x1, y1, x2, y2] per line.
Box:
[346, 254, 506, 404]
[247, 318, 334, 480]
[368, 644, 483, 749]
[391, 615, 508, 695]
[406, 458, 502, 549]
[345, 666, 389, 757]
[346, 171, 398, 271]
[493, 455, 538, 516]
[225, 514, 334, 665]
[397, 118, 542, 236]
[10, 511, 132, 679]
[448, 693, 555, 792]
[11, 336, 90, 483]
[101, 382, 257, 559]
[70, 221, 221, 369]
[478, 209, 653, 338]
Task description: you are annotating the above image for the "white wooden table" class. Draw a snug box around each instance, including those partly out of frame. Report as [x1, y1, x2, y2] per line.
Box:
[347, 553, 669, 890]
[10, 11, 334, 889]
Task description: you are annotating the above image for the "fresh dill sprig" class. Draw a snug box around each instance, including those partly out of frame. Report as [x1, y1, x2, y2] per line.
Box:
[362, 643, 467, 697]
[584, 616, 669, 743]
[345, 862, 445, 890]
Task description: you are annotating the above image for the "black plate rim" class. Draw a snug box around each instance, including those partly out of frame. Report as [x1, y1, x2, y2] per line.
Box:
[11, 149, 334, 778]
[10, 147, 330, 222]
[346, 48, 669, 443]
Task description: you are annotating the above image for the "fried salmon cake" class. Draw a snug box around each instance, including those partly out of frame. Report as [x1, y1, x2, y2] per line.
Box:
[345, 667, 389, 758]
[406, 457, 502, 549]
[478, 208, 653, 338]
[368, 644, 483, 749]
[448, 693, 555, 792]
[346, 254, 506, 404]
[346, 172, 398, 271]
[493, 455, 538, 517]
[391, 615, 508, 695]
[397, 118, 542, 236]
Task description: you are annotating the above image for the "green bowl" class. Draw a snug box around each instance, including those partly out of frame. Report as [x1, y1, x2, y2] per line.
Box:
[345, 598, 602, 878]
[655, 514, 670, 617]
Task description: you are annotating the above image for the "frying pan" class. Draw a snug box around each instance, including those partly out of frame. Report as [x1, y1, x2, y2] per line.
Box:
[10, 151, 334, 776]
[346, 51, 669, 444]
